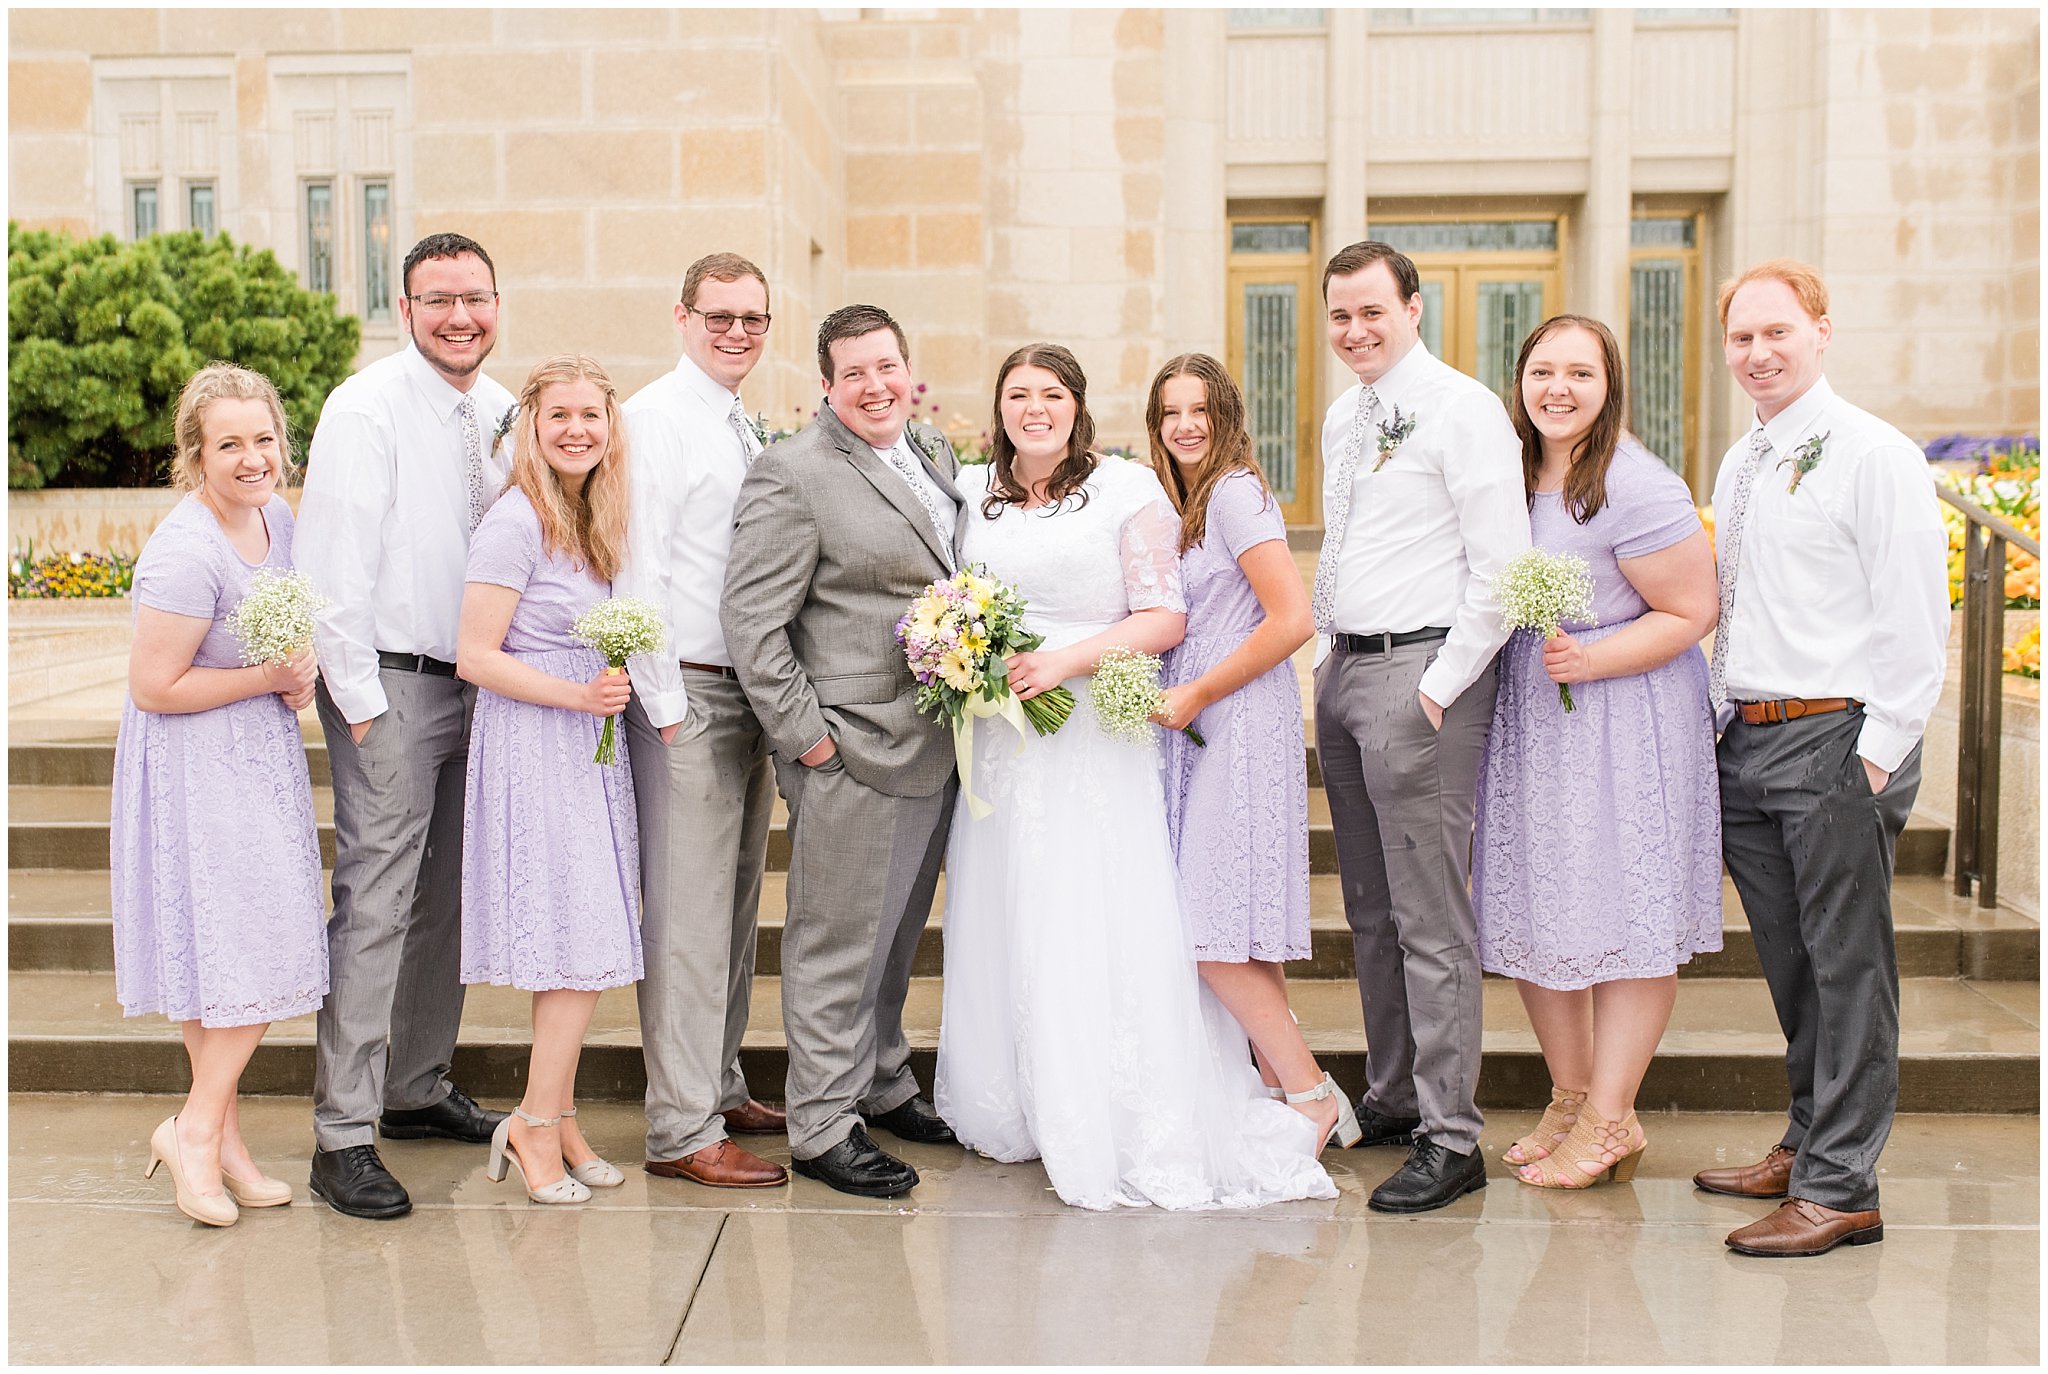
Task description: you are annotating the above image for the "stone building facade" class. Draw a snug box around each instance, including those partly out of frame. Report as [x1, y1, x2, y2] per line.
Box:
[8, 7, 2038, 513]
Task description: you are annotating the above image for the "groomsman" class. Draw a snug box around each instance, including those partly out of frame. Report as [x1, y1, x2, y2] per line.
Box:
[1310, 240, 1529, 1214]
[295, 232, 512, 1219]
[617, 252, 788, 1189]
[1695, 259, 1947, 1257]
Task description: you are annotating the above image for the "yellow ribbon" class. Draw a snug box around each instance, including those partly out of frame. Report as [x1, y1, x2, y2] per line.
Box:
[954, 691, 1031, 820]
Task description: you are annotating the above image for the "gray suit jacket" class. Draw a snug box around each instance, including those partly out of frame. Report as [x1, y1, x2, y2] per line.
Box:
[721, 402, 966, 798]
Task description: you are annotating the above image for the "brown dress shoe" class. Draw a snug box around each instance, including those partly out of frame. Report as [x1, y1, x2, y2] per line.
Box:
[1692, 1144, 1795, 1198]
[645, 1139, 788, 1189]
[1725, 1197, 1883, 1256]
[720, 1100, 788, 1134]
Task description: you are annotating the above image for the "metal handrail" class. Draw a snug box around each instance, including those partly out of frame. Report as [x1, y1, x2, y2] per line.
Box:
[1937, 483, 2040, 908]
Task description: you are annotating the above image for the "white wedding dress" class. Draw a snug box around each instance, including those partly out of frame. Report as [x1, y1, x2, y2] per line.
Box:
[935, 457, 1335, 1211]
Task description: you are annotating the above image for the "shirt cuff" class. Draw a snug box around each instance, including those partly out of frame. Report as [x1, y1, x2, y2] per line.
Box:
[1856, 716, 1919, 775]
[1416, 659, 1463, 711]
[324, 673, 389, 728]
[639, 685, 689, 732]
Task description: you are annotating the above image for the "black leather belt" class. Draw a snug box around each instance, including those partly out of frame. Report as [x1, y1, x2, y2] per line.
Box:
[1332, 627, 1450, 655]
[678, 659, 739, 680]
[377, 650, 458, 677]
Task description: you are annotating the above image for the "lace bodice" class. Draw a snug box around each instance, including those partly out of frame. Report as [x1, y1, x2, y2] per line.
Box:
[956, 457, 1186, 647]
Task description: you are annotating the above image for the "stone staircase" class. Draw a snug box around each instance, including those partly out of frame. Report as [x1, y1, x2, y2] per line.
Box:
[10, 731, 2038, 1114]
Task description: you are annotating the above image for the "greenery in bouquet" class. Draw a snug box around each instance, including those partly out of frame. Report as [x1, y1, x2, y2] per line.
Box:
[1494, 547, 1597, 712]
[897, 566, 1073, 736]
[1089, 645, 1205, 748]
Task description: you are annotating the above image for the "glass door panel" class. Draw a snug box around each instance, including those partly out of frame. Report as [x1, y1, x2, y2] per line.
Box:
[1418, 279, 1447, 362]
[1473, 277, 1546, 404]
[1629, 258, 1687, 473]
[1241, 281, 1301, 504]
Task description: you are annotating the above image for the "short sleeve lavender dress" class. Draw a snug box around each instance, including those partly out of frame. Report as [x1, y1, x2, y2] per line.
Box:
[110, 495, 329, 1026]
[459, 488, 643, 992]
[1473, 438, 1723, 989]
[1162, 469, 1310, 962]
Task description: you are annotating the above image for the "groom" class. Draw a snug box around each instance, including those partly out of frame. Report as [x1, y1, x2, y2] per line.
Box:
[721, 303, 965, 1198]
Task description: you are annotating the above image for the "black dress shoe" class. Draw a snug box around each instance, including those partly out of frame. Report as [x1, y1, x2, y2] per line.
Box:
[1368, 1135, 1488, 1214]
[791, 1124, 920, 1198]
[379, 1083, 507, 1144]
[1353, 1104, 1423, 1148]
[309, 1144, 413, 1220]
[862, 1095, 957, 1145]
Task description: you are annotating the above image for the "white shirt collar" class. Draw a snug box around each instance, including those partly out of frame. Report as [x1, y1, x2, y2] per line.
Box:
[1360, 338, 1435, 411]
[399, 341, 480, 423]
[1756, 375, 1837, 454]
[671, 351, 744, 416]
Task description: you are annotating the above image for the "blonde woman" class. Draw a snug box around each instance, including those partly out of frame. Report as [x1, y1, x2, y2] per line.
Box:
[113, 362, 328, 1226]
[455, 354, 643, 1205]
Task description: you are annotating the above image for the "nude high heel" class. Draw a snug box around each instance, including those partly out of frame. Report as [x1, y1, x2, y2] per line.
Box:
[220, 1169, 293, 1208]
[1515, 1105, 1647, 1189]
[144, 1115, 239, 1227]
[486, 1108, 592, 1205]
[1286, 1073, 1364, 1150]
[558, 1106, 623, 1188]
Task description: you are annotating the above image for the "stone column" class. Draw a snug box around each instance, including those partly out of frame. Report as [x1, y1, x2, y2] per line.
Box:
[1581, 9, 1633, 347]
[1162, 8, 1226, 354]
[1322, 8, 1369, 409]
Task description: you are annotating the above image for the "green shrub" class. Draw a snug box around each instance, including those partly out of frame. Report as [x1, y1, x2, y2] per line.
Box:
[8, 222, 360, 489]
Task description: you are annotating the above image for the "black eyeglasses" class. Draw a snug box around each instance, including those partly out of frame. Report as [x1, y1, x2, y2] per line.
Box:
[687, 307, 772, 336]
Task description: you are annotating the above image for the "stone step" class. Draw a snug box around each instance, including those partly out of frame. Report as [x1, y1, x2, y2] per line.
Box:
[11, 868, 2035, 983]
[9, 969, 2035, 1113]
[2, 780, 1955, 879]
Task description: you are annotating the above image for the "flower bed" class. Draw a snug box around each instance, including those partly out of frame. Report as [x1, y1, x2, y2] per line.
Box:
[8, 548, 135, 598]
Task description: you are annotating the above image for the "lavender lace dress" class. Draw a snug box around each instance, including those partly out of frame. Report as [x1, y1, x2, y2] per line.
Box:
[1162, 470, 1310, 962]
[1473, 438, 1723, 989]
[110, 495, 329, 1027]
[459, 489, 642, 992]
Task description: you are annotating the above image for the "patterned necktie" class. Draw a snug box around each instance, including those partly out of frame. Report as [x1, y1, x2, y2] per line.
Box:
[1708, 426, 1775, 712]
[455, 395, 486, 534]
[1309, 385, 1381, 633]
[728, 396, 762, 461]
[882, 438, 952, 567]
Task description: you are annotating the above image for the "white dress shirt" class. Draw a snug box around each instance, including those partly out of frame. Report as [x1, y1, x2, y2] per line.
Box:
[616, 353, 758, 730]
[294, 343, 515, 725]
[1318, 342, 1531, 707]
[1711, 376, 1948, 771]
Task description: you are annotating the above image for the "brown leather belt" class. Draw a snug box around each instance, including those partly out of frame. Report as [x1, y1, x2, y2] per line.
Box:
[679, 659, 738, 680]
[1736, 697, 1859, 726]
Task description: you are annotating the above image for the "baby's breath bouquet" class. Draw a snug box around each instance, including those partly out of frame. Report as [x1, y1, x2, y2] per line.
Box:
[897, 564, 1072, 818]
[226, 569, 327, 665]
[571, 595, 666, 765]
[1494, 548, 1597, 712]
[1089, 646, 1206, 748]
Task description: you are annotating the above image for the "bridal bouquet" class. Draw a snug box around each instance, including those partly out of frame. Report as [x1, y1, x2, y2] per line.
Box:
[571, 595, 665, 765]
[898, 565, 1072, 817]
[1494, 548, 1596, 713]
[226, 569, 327, 665]
[1090, 646, 1205, 748]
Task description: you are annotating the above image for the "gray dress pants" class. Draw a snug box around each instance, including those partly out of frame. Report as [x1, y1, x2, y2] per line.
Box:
[312, 670, 473, 1151]
[1719, 706, 1920, 1212]
[773, 752, 954, 1161]
[1314, 640, 1496, 1155]
[623, 677, 776, 1161]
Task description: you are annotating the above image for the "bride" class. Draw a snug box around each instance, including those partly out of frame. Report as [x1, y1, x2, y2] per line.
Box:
[934, 343, 1335, 1211]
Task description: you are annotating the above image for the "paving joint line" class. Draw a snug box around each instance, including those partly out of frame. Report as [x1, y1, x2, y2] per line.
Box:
[663, 1210, 727, 1365]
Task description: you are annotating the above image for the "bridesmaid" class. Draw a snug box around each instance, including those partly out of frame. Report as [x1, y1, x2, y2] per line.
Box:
[1146, 353, 1361, 1154]
[1472, 315, 1721, 1188]
[456, 354, 643, 1205]
[112, 362, 328, 1226]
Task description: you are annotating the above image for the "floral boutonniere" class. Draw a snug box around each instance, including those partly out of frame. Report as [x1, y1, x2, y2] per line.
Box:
[490, 404, 518, 451]
[1372, 406, 1418, 472]
[1779, 430, 1830, 494]
[749, 410, 770, 449]
[908, 425, 952, 471]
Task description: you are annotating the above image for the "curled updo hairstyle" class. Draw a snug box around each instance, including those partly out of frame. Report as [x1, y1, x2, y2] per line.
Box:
[1144, 353, 1272, 553]
[168, 361, 294, 491]
[507, 353, 631, 582]
[984, 342, 1097, 517]
[1511, 314, 1628, 525]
